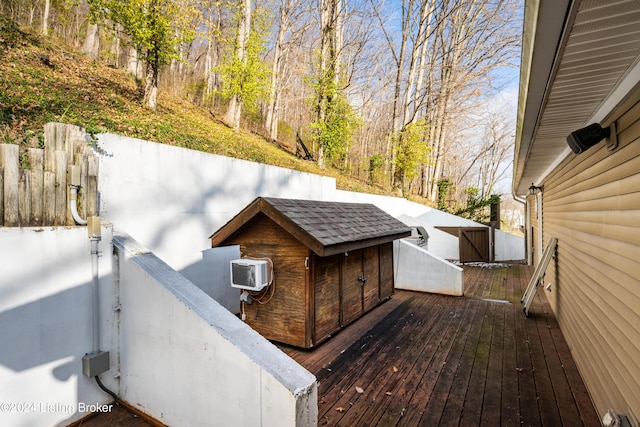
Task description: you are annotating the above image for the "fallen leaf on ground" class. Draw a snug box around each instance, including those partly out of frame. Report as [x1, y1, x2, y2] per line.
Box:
[355, 386, 364, 393]
[393, 366, 399, 372]
[385, 392, 392, 396]
[335, 407, 345, 413]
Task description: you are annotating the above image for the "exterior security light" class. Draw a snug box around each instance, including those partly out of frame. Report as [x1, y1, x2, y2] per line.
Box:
[529, 183, 543, 195]
[566, 123, 610, 154]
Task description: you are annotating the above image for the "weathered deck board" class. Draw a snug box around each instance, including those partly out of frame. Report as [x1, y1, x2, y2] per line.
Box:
[80, 264, 598, 427]
[279, 263, 599, 427]
[67, 403, 160, 427]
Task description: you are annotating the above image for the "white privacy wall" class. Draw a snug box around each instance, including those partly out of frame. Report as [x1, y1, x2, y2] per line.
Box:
[0, 226, 115, 427]
[96, 132, 335, 274]
[393, 240, 464, 296]
[0, 225, 316, 427]
[495, 229, 525, 261]
[113, 231, 317, 427]
[95, 130, 523, 308]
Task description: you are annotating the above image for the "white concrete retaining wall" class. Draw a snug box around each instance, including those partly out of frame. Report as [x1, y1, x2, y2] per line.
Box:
[396, 214, 460, 260]
[0, 226, 316, 427]
[393, 239, 464, 296]
[94, 130, 522, 311]
[330, 190, 431, 217]
[0, 226, 115, 427]
[113, 231, 317, 427]
[181, 246, 242, 314]
[333, 190, 524, 262]
[495, 229, 525, 261]
[97, 133, 335, 276]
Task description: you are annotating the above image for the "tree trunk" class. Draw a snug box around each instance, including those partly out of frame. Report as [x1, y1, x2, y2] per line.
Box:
[144, 63, 159, 111]
[265, 1, 288, 140]
[83, 24, 100, 60]
[112, 23, 122, 68]
[386, 0, 414, 186]
[42, 0, 50, 36]
[127, 46, 143, 78]
[203, 39, 214, 104]
[225, 0, 252, 131]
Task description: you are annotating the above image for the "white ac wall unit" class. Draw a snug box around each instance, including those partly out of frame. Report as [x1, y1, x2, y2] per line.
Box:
[230, 259, 269, 291]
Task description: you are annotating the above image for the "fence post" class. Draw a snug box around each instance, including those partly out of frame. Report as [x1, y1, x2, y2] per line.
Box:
[0, 144, 20, 227]
[1, 124, 98, 227]
[29, 148, 44, 225]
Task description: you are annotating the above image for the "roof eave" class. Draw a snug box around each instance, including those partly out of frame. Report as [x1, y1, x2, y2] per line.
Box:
[320, 232, 412, 257]
[209, 197, 262, 246]
[513, 0, 572, 197]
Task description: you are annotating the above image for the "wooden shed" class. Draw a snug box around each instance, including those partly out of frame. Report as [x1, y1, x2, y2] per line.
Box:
[210, 197, 411, 348]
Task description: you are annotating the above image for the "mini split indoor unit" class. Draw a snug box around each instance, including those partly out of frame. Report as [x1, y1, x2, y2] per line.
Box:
[230, 259, 269, 291]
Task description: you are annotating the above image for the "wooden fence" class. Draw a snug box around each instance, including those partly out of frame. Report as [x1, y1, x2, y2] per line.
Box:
[0, 123, 98, 227]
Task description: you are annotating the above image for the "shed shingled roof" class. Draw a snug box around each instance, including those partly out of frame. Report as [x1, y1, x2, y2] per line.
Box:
[209, 197, 411, 256]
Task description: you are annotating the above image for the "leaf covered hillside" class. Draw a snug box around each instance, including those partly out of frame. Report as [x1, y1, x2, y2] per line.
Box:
[0, 13, 383, 194]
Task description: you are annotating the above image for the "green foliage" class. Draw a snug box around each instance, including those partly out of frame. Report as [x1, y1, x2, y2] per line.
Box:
[368, 154, 385, 184]
[216, 5, 271, 114]
[309, 91, 361, 167]
[88, 0, 198, 74]
[436, 178, 501, 222]
[0, 12, 392, 201]
[393, 119, 429, 194]
[454, 188, 501, 223]
[437, 177, 452, 211]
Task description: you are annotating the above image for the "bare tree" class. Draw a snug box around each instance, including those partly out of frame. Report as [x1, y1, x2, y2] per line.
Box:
[224, 0, 252, 130]
[42, 0, 50, 35]
[264, 0, 312, 141]
[421, 0, 520, 200]
[83, 23, 100, 59]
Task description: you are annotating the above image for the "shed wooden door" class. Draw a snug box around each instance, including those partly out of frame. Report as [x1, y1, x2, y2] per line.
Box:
[459, 227, 490, 263]
[313, 253, 341, 343]
[341, 249, 364, 326]
[340, 247, 382, 326]
[362, 246, 380, 312]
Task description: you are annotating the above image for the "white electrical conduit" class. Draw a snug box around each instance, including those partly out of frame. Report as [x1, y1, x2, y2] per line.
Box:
[69, 185, 88, 225]
[90, 235, 100, 353]
[69, 183, 100, 353]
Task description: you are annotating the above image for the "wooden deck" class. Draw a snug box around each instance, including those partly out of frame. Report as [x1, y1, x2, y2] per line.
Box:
[68, 402, 161, 427]
[279, 263, 600, 427]
[76, 264, 599, 427]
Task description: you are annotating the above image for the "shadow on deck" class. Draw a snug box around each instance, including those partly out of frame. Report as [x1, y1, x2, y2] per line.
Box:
[279, 263, 600, 427]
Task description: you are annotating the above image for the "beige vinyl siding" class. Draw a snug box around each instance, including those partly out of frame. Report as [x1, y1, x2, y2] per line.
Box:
[541, 99, 640, 424]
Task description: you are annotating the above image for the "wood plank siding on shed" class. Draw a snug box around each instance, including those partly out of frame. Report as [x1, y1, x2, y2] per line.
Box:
[210, 197, 411, 348]
[538, 98, 640, 422]
[224, 213, 311, 347]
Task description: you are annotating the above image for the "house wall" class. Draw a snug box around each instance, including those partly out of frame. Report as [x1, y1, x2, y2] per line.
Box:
[540, 99, 640, 423]
[114, 230, 317, 427]
[0, 226, 115, 427]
